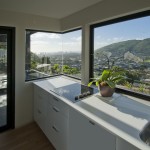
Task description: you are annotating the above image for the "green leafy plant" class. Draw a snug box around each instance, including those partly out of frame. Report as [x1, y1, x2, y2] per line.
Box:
[88, 68, 126, 88]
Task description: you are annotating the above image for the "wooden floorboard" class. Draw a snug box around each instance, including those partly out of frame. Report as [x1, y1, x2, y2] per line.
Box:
[0, 122, 55, 150]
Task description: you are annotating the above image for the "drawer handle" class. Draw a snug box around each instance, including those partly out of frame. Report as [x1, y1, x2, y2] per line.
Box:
[52, 126, 59, 132]
[89, 120, 95, 125]
[53, 97, 59, 102]
[52, 106, 60, 112]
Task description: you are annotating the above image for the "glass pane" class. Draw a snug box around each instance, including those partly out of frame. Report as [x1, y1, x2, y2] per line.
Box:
[25, 31, 62, 80]
[62, 30, 82, 78]
[25, 29, 82, 81]
[0, 34, 7, 127]
[93, 16, 150, 96]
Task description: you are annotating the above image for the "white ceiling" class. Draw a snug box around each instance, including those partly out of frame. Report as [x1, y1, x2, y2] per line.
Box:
[0, 0, 103, 19]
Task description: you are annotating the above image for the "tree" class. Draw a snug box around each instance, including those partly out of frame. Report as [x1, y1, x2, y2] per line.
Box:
[52, 64, 61, 74]
[125, 70, 140, 85]
[31, 52, 41, 63]
[31, 61, 37, 69]
[63, 65, 79, 74]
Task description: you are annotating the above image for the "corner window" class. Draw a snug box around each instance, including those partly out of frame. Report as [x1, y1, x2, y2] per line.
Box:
[62, 30, 82, 78]
[25, 29, 82, 81]
[90, 11, 150, 98]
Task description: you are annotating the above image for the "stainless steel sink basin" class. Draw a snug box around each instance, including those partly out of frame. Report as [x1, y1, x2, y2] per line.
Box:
[140, 123, 150, 146]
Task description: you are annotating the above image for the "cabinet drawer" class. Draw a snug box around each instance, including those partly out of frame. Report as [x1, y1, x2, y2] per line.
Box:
[47, 104, 68, 129]
[46, 122, 57, 148]
[46, 119, 68, 150]
[52, 95, 69, 118]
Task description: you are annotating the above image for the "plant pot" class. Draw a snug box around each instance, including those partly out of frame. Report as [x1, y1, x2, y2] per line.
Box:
[99, 85, 115, 97]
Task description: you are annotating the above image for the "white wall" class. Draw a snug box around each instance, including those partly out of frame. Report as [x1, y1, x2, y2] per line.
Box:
[0, 0, 150, 128]
[0, 10, 61, 127]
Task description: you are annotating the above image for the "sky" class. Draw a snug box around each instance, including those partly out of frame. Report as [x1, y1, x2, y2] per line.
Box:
[31, 30, 82, 54]
[94, 16, 150, 50]
[31, 16, 150, 54]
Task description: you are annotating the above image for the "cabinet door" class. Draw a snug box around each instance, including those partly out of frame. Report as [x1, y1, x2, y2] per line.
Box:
[34, 85, 47, 133]
[69, 108, 116, 150]
[116, 138, 140, 150]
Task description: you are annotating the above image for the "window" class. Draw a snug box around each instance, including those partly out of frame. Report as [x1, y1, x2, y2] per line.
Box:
[25, 29, 81, 81]
[62, 30, 82, 78]
[90, 11, 150, 98]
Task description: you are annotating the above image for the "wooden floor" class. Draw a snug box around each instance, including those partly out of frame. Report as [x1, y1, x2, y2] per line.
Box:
[0, 122, 55, 150]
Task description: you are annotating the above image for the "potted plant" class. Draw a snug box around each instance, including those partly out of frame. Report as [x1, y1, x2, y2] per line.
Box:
[88, 68, 125, 97]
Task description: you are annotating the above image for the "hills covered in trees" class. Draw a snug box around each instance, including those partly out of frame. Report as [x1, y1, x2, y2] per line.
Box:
[95, 38, 150, 58]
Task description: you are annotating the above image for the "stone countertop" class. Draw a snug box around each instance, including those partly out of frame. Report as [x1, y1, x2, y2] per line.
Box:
[33, 76, 150, 150]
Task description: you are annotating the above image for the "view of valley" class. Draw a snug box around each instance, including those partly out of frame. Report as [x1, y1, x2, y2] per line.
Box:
[25, 15, 150, 96]
[28, 37, 150, 95]
[26, 29, 82, 80]
[29, 51, 81, 79]
[94, 38, 150, 95]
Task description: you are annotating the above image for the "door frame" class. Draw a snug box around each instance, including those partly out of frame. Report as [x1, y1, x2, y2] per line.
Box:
[0, 26, 15, 132]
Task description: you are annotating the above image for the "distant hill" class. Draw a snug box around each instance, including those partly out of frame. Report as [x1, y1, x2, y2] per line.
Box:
[95, 38, 150, 57]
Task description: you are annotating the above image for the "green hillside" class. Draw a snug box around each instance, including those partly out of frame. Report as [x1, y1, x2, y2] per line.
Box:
[95, 38, 150, 57]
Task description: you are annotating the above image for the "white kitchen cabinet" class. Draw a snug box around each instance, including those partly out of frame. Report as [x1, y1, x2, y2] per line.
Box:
[45, 92, 69, 150]
[33, 77, 150, 150]
[116, 137, 140, 150]
[34, 85, 48, 134]
[69, 108, 116, 150]
[34, 85, 69, 150]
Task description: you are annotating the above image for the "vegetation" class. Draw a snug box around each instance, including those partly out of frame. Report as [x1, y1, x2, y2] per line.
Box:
[93, 38, 150, 95]
[95, 38, 150, 57]
[29, 52, 80, 77]
[0, 43, 6, 50]
[63, 65, 79, 75]
[52, 64, 61, 74]
[25, 38, 150, 95]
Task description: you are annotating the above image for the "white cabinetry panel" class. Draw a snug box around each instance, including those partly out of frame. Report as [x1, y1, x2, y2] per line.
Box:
[34, 85, 69, 150]
[116, 137, 140, 150]
[69, 108, 116, 150]
[34, 85, 48, 134]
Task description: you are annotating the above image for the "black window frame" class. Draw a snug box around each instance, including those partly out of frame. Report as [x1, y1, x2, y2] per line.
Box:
[25, 28, 82, 82]
[90, 10, 150, 101]
[0, 26, 15, 132]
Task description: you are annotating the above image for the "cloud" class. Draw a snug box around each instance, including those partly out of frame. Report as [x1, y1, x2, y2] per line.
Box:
[30, 32, 81, 53]
[71, 36, 81, 41]
[135, 37, 145, 40]
[31, 41, 48, 45]
[62, 36, 82, 52]
[31, 32, 61, 40]
[63, 42, 75, 46]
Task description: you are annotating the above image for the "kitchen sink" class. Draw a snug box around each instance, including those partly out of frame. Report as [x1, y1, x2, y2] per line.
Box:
[140, 122, 150, 146]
